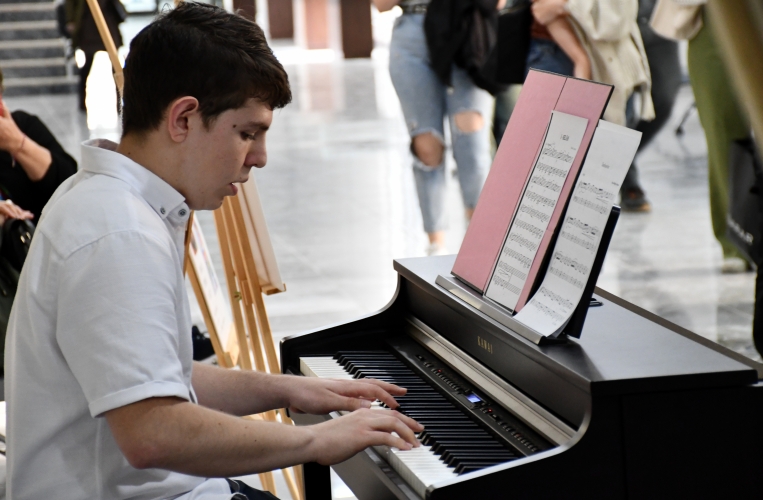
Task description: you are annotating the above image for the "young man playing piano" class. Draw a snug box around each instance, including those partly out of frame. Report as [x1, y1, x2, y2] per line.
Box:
[4, 3, 421, 499]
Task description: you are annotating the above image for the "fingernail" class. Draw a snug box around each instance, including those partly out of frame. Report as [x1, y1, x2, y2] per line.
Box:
[403, 443, 412, 450]
[361, 400, 371, 409]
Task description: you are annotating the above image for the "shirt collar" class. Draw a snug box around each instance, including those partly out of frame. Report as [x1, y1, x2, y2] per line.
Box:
[80, 139, 190, 226]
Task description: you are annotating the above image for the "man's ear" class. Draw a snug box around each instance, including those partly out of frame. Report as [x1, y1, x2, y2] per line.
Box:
[166, 96, 200, 143]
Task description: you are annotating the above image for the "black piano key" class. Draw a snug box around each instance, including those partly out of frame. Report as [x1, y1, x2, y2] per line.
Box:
[454, 461, 516, 474]
[440, 450, 516, 467]
[431, 441, 503, 453]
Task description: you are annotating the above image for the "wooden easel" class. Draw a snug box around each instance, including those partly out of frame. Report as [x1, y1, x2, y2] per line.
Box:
[84, 0, 304, 497]
[213, 194, 304, 500]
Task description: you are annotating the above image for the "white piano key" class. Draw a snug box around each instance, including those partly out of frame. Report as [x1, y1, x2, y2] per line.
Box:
[300, 356, 460, 498]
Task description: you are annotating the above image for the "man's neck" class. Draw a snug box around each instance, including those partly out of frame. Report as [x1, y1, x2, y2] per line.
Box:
[116, 133, 185, 195]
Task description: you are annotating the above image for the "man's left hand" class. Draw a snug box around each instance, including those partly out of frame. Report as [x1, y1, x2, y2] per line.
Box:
[285, 376, 407, 415]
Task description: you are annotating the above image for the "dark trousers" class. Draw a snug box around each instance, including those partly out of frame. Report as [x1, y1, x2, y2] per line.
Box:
[227, 479, 280, 500]
[78, 50, 119, 112]
[622, 18, 682, 191]
[78, 50, 96, 111]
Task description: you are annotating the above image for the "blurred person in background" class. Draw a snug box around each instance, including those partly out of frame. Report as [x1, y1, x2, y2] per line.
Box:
[0, 67, 77, 374]
[686, 3, 750, 273]
[0, 68, 78, 223]
[620, 0, 682, 212]
[530, 0, 654, 127]
[375, 0, 501, 256]
[66, 0, 126, 112]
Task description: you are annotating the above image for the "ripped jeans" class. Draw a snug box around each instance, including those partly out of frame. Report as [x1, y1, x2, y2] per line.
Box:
[389, 13, 493, 233]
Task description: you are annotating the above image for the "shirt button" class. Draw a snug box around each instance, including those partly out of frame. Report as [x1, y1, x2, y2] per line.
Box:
[160, 207, 166, 215]
[179, 209, 187, 217]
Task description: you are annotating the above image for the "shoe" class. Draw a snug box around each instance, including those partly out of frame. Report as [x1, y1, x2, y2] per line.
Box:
[426, 242, 449, 256]
[721, 256, 752, 274]
[620, 187, 651, 212]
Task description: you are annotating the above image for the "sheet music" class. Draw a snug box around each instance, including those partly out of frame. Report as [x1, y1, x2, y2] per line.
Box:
[514, 120, 642, 336]
[485, 111, 589, 312]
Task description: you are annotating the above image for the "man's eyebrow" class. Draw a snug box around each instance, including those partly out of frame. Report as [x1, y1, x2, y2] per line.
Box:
[241, 120, 270, 130]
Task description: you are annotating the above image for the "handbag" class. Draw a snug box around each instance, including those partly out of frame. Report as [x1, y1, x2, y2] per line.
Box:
[726, 138, 763, 265]
[0, 255, 19, 371]
[0, 218, 35, 273]
[112, 0, 128, 24]
[491, 0, 533, 85]
[649, 0, 703, 41]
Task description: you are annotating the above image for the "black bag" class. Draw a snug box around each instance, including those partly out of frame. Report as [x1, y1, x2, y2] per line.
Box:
[56, 2, 71, 39]
[0, 255, 19, 372]
[425, 0, 506, 95]
[1, 218, 35, 273]
[491, 1, 533, 85]
[726, 138, 763, 265]
[113, 0, 129, 24]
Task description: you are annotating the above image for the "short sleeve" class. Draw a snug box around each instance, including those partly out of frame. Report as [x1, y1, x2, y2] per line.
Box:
[56, 230, 191, 417]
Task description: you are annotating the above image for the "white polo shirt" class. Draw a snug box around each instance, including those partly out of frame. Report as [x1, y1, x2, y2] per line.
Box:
[5, 140, 234, 499]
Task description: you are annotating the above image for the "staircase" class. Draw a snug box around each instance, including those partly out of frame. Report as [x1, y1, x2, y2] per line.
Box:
[0, 0, 77, 96]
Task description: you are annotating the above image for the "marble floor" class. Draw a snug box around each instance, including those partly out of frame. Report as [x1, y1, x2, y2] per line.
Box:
[3, 10, 760, 499]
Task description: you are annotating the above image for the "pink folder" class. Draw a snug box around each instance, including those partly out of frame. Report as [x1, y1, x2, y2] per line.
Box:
[452, 71, 613, 302]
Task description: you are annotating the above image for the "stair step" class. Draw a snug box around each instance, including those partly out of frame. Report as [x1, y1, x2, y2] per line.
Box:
[0, 21, 60, 43]
[0, 3, 56, 23]
[0, 0, 55, 4]
[4, 75, 75, 87]
[2, 64, 66, 78]
[2, 75, 77, 96]
[0, 57, 67, 68]
[0, 3, 55, 13]
[0, 38, 65, 59]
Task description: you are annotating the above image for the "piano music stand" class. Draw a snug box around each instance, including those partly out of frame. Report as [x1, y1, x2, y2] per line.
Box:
[437, 206, 620, 344]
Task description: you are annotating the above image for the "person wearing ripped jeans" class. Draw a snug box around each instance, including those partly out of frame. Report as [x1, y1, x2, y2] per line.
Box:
[377, 0, 496, 255]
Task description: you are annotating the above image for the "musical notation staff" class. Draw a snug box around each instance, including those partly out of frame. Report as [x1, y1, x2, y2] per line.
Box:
[541, 145, 573, 163]
[491, 276, 521, 295]
[536, 161, 567, 178]
[552, 251, 590, 276]
[514, 220, 543, 239]
[577, 181, 615, 201]
[536, 286, 575, 312]
[499, 247, 532, 268]
[530, 176, 563, 194]
[496, 261, 527, 281]
[564, 216, 600, 237]
[519, 205, 550, 223]
[548, 266, 585, 289]
[572, 195, 608, 215]
[560, 230, 596, 252]
[508, 233, 539, 252]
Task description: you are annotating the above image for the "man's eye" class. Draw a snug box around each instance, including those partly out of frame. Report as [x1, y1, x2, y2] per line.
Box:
[241, 132, 256, 141]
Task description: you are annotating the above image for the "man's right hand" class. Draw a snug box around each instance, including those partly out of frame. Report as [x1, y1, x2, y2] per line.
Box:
[309, 408, 423, 465]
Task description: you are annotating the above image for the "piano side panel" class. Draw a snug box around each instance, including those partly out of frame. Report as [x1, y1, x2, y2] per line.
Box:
[621, 384, 763, 498]
[280, 298, 406, 375]
[430, 395, 627, 500]
[403, 281, 589, 428]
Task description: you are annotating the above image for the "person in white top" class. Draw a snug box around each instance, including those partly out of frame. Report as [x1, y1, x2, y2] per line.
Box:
[4, 3, 422, 499]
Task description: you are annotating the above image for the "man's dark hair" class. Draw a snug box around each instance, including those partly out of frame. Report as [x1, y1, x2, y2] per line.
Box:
[121, 2, 291, 135]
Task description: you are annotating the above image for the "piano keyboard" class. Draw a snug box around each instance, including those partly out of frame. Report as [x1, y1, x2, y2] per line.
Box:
[300, 351, 532, 498]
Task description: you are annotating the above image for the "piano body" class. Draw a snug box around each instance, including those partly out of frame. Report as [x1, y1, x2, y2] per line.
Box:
[281, 255, 763, 499]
